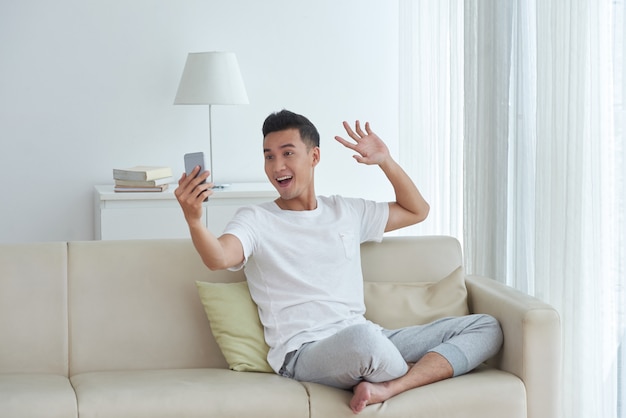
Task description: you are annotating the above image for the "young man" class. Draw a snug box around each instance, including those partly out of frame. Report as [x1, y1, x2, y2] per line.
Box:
[175, 110, 502, 414]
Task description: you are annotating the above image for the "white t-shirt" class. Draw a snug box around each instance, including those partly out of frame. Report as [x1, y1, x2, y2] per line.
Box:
[223, 195, 389, 373]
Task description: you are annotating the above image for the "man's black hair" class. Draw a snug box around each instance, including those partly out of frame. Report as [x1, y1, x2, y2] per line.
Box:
[262, 110, 320, 149]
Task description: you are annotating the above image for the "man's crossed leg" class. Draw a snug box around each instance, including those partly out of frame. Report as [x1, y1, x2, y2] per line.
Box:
[279, 314, 503, 414]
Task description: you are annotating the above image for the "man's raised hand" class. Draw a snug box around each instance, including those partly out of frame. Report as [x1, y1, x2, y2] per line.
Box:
[334, 120, 391, 166]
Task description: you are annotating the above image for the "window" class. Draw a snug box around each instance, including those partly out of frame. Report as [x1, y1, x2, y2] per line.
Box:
[400, 1, 626, 416]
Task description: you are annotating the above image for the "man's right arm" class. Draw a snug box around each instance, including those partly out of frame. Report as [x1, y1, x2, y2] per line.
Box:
[174, 167, 245, 271]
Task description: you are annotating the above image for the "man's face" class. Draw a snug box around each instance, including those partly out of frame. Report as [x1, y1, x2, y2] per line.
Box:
[263, 128, 319, 203]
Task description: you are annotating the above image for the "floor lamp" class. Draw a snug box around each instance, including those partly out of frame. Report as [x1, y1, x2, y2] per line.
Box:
[174, 51, 249, 186]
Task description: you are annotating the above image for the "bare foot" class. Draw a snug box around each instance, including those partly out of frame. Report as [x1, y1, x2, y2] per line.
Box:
[349, 354, 453, 414]
[350, 382, 372, 413]
[350, 381, 392, 414]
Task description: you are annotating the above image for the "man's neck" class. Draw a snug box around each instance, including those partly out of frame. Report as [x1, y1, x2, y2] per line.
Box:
[274, 196, 318, 211]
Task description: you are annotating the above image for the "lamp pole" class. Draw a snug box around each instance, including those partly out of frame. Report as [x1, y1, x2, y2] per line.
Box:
[208, 104, 214, 185]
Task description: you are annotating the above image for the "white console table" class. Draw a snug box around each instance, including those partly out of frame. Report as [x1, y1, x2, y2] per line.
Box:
[94, 183, 278, 240]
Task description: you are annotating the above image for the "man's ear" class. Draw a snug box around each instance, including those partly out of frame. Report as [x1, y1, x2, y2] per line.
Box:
[311, 146, 320, 167]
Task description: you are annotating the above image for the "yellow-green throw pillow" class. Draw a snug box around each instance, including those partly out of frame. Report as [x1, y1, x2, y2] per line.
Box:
[363, 267, 469, 329]
[196, 281, 272, 373]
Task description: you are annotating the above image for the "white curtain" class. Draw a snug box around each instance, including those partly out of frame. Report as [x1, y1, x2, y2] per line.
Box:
[400, 1, 626, 417]
[463, 1, 515, 282]
[398, 0, 464, 241]
[533, 2, 623, 416]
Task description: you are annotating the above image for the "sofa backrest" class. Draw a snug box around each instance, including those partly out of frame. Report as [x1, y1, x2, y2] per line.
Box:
[0, 242, 69, 375]
[68, 239, 243, 375]
[361, 235, 463, 283]
[68, 236, 465, 375]
[0, 236, 462, 376]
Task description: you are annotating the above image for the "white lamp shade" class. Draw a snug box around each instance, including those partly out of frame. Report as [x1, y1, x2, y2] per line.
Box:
[174, 52, 249, 105]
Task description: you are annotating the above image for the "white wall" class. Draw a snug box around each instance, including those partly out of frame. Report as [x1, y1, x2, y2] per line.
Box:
[0, 0, 399, 243]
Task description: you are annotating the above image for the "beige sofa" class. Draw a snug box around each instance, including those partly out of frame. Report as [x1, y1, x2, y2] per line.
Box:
[0, 236, 561, 418]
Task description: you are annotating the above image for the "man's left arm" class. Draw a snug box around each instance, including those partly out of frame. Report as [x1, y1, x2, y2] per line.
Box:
[335, 120, 429, 232]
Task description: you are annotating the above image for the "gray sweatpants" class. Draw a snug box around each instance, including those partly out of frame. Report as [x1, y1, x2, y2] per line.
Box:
[278, 314, 503, 389]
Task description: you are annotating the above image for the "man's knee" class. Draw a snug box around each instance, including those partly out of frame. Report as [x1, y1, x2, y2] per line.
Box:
[339, 323, 388, 358]
[472, 314, 503, 351]
[293, 323, 407, 388]
[455, 313, 504, 367]
[341, 323, 407, 380]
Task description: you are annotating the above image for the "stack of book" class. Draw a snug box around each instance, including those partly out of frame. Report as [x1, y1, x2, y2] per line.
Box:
[112, 166, 173, 192]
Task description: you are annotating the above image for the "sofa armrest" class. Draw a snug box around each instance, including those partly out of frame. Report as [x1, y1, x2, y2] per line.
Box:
[465, 275, 562, 418]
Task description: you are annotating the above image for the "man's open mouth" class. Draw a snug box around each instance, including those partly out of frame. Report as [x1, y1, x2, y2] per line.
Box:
[276, 175, 293, 185]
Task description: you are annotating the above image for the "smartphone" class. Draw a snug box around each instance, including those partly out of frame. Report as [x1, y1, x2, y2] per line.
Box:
[184, 152, 208, 201]
[184, 152, 206, 178]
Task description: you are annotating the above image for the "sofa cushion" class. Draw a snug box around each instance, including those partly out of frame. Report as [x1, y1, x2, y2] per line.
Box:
[360, 236, 463, 283]
[71, 368, 309, 418]
[0, 242, 69, 375]
[303, 366, 526, 418]
[196, 281, 272, 372]
[0, 374, 78, 418]
[68, 240, 234, 375]
[364, 266, 469, 329]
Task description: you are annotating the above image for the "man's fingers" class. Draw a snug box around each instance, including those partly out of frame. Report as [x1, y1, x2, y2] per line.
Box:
[354, 120, 367, 138]
[176, 169, 210, 199]
[193, 169, 210, 185]
[342, 121, 361, 141]
[343, 120, 372, 140]
[335, 135, 357, 150]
